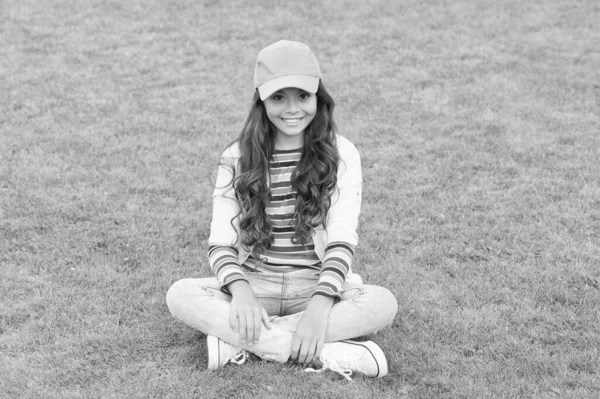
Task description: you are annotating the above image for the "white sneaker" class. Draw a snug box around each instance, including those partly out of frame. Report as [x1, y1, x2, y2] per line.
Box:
[305, 340, 388, 381]
[206, 335, 248, 370]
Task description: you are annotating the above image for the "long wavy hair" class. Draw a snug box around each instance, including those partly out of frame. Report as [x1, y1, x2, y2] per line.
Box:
[222, 81, 339, 256]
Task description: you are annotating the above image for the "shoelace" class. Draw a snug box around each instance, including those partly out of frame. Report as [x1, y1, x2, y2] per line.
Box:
[305, 359, 354, 381]
[228, 351, 248, 366]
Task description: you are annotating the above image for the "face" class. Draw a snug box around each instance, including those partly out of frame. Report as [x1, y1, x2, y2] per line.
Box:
[263, 87, 317, 150]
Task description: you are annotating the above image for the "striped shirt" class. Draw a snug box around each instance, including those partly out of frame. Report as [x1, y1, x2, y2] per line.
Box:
[208, 149, 355, 299]
[245, 148, 319, 270]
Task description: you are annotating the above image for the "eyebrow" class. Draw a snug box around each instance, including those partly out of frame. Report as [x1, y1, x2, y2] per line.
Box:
[272, 88, 307, 95]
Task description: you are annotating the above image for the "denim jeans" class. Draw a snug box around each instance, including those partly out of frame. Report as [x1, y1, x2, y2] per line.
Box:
[166, 269, 398, 363]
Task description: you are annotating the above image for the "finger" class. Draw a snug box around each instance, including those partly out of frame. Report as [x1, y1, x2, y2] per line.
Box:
[252, 311, 262, 345]
[314, 339, 324, 363]
[246, 312, 255, 345]
[261, 308, 272, 330]
[246, 312, 256, 346]
[298, 341, 310, 365]
[229, 306, 238, 332]
[306, 338, 320, 365]
[238, 313, 247, 344]
[290, 336, 301, 362]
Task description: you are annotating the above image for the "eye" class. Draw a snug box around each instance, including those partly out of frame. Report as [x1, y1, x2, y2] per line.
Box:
[299, 92, 312, 100]
[271, 93, 284, 101]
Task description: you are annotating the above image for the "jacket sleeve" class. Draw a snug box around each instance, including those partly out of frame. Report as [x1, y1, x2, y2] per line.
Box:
[207, 144, 247, 288]
[314, 137, 363, 299]
[313, 242, 355, 299]
[208, 245, 247, 289]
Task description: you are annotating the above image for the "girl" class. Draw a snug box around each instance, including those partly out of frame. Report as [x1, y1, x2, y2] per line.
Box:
[166, 40, 398, 380]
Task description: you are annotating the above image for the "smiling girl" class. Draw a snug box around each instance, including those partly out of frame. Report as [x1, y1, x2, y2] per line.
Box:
[166, 40, 398, 380]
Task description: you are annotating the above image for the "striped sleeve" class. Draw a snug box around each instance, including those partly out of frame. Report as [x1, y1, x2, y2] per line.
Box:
[208, 245, 247, 289]
[313, 242, 355, 300]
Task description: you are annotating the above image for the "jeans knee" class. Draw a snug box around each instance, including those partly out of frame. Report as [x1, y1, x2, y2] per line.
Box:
[165, 279, 191, 316]
[373, 286, 398, 328]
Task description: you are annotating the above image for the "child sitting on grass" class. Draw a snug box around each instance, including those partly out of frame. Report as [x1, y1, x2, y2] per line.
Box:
[166, 40, 398, 380]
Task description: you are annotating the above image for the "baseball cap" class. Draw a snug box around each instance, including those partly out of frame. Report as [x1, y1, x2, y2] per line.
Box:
[254, 40, 322, 101]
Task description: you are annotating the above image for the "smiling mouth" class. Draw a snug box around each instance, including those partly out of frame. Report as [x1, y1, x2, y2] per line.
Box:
[281, 117, 303, 126]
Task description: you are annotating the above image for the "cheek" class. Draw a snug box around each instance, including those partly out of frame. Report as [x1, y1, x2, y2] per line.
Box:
[306, 100, 317, 116]
[264, 105, 280, 124]
[266, 112, 278, 125]
[304, 112, 317, 127]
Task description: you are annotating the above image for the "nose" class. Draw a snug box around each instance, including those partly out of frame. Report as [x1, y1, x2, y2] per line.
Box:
[286, 98, 299, 114]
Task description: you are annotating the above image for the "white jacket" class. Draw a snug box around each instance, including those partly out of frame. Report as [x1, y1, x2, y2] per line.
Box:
[209, 134, 362, 268]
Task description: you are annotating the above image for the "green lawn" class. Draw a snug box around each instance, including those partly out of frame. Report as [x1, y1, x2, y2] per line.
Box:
[1, 0, 599, 398]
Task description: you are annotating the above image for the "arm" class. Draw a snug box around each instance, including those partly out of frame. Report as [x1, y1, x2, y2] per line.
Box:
[291, 137, 363, 364]
[290, 244, 355, 364]
[208, 146, 271, 344]
[210, 244, 272, 346]
[208, 145, 246, 288]
[314, 137, 363, 298]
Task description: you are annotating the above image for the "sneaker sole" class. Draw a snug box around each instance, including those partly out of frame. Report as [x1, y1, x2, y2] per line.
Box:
[341, 340, 388, 378]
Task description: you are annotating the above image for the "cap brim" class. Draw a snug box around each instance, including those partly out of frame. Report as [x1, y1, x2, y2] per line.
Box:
[258, 75, 320, 101]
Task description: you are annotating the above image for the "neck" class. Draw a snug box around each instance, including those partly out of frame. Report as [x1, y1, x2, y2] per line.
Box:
[274, 133, 304, 151]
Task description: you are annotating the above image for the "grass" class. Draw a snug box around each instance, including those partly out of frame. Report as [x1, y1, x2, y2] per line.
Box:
[1, 0, 599, 397]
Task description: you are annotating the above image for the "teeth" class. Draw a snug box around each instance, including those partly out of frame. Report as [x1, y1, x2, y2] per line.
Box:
[282, 118, 302, 125]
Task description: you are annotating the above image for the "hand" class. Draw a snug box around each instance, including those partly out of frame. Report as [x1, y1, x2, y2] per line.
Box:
[228, 280, 271, 346]
[290, 295, 335, 365]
